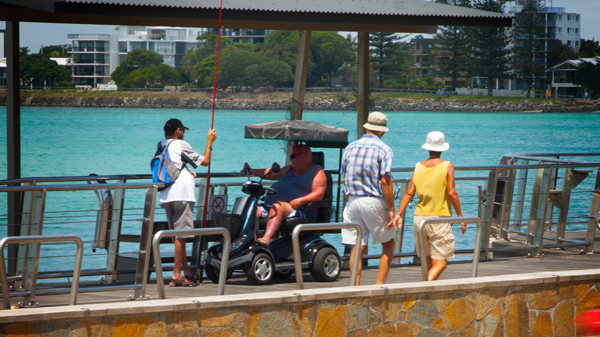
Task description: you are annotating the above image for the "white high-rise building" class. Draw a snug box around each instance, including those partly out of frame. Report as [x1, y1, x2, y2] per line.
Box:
[504, 0, 581, 90]
[505, 1, 581, 50]
[68, 26, 271, 88]
[68, 33, 119, 87]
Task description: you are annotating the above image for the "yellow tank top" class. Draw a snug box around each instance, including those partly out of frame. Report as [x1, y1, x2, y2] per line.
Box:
[413, 161, 452, 216]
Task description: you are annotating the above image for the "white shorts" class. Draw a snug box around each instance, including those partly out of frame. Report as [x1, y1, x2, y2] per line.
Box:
[341, 196, 394, 246]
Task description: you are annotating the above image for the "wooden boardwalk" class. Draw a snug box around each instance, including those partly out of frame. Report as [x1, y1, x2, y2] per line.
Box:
[24, 231, 600, 309]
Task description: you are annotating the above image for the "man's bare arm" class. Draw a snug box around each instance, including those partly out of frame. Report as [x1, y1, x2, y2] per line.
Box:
[289, 168, 326, 209]
[381, 172, 395, 228]
[247, 165, 290, 180]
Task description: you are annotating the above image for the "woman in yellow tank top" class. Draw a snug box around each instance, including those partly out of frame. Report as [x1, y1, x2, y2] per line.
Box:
[393, 131, 466, 281]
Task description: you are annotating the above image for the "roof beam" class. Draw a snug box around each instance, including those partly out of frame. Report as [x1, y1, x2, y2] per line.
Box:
[0, 0, 55, 12]
[0, 3, 511, 32]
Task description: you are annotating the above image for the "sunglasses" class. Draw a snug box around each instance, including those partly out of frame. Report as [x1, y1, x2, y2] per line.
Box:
[289, 152, 306, 159]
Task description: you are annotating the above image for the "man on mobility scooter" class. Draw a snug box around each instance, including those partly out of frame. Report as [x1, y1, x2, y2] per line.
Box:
[247, 144, 327, 248]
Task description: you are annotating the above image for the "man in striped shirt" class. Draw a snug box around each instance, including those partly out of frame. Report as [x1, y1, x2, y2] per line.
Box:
[340, 111, 395, 285]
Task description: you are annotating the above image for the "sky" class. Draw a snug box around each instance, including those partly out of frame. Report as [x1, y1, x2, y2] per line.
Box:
[0, 0, 598, 52]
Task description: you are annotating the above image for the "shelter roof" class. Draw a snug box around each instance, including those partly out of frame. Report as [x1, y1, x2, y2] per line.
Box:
[0, 0, 512, 33]
[550, 56, 600, 70]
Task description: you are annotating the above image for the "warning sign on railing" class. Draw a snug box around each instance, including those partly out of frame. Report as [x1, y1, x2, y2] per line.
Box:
[208, 195, 228, 220]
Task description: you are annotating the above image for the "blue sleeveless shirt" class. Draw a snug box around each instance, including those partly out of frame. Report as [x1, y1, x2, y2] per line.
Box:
[264, 165, 322, 218]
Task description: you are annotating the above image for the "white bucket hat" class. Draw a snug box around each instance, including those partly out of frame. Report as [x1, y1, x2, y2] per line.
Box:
[422, 131, 449, 152]
[363, 111, 389, 132]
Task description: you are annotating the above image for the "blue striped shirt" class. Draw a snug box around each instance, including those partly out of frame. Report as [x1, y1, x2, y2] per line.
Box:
[340, 134, 393, 197]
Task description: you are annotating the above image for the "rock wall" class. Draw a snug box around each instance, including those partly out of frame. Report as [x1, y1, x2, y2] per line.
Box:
[1, 269, 600, 336]
[3, 95, 600, 112]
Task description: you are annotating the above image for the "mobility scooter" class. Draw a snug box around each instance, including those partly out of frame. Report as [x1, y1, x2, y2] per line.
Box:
[204, 119, 349, 285]
[204, 159, 341, 285]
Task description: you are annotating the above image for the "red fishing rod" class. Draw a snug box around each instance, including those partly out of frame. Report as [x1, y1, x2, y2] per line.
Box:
[202, 0, 224, 228]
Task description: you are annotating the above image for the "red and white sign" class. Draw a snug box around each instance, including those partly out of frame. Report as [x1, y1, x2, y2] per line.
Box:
[208, 195, 228, 220]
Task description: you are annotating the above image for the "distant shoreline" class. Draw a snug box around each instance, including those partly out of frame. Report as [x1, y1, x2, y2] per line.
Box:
[1, 90, 598, 113]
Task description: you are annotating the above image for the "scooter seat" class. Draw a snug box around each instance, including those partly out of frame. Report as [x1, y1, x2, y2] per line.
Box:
[258, 217, 320, 233]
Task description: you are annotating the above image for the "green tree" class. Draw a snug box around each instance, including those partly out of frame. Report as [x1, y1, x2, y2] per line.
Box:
[19, 47, 30, 57]
[40, 44, 71, 57]
[259, 30, 300, 72]
[20, 53, 71, 87]
[180, 33, 230, 83]
[547, 40, 579, 67]
[468, 0, 511, 96]
[579, 39, 600, 58]
[430, 0, 471, 89]
[309, 31, 354, 86]
[125, 64, 182, 88]
[193, 45, 293, 89]
[369, 33, 412, 88]
[111, 49, 164, 87]
[573, 61, 600, 99]
[510, 1, 547, 97]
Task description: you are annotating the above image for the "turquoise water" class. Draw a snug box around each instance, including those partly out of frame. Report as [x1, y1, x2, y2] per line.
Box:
[1, 107, 599, 276]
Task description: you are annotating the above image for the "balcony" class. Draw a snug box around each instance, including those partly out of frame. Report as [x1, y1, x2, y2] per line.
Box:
[68, 34, 110, 40]
[544, 20, 556, 26]
[72, 71, 110, 77]
[71, 47, 108, 52]
[72, 59, 108, 65]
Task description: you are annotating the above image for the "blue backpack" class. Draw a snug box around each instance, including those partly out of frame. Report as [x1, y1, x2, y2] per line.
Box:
[151, 140, 182, 189]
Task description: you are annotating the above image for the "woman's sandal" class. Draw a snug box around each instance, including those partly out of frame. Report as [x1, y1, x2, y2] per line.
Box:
[255, 238, 270, 249]
[169, 275, 197, 287]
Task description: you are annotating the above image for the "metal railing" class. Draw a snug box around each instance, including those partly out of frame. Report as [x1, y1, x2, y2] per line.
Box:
[152, 228, 231, 298]
[0, 235, 83, 309]
[0, 181, 160, 305]
[291, 223, 362, 289]
[416, 217, 482, 281]
[0, 152, 599, 305]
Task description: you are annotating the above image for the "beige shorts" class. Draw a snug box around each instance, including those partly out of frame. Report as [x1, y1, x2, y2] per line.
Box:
[413, 214, 455, 260]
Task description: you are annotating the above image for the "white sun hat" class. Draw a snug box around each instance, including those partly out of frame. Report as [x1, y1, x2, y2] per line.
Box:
[421, 131, 450, 152]
[363, 111, 389, 132]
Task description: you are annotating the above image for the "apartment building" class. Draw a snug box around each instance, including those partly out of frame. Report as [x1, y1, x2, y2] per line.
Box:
[412, 38, 468, 87]
[201, 28, 270, 44]
[505, 0, 581, 51]
[68, 34, 118, 87]
[68, 26, 270, 88]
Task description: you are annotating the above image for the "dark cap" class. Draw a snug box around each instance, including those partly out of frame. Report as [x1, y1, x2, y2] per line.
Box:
[164, 118, 189, 132]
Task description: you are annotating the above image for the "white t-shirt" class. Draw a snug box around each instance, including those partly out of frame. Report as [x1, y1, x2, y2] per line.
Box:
[158, 139, 205, 205]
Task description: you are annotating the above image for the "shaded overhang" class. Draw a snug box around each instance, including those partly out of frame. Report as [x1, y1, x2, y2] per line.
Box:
[0, 0, 512, 33]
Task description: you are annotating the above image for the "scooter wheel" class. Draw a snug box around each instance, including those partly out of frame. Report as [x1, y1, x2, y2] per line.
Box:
[310, 247, 341, 282]
[204, 265, 233, 284]
[245, 253, 274, 285]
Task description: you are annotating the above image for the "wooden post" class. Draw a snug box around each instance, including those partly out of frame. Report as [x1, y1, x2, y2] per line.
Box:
[6, 21, 21, 279]
[356, 32, 369, 139]
[288, 31, 312, 165]
[290, 31, 311, 122]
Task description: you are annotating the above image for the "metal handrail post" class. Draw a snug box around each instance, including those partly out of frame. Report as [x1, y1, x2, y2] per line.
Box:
[585, 170, 600, 253]
[417, 217, 482, 281]
[134, 186, 158, 299]
[0, 235, 83, 310]
[291, 222, 362, 290]
[392, 181, 409, 265]
[152, 228, 231, 299]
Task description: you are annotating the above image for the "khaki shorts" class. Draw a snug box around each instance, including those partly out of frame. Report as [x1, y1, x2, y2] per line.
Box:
[413, 215, 455, 260]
